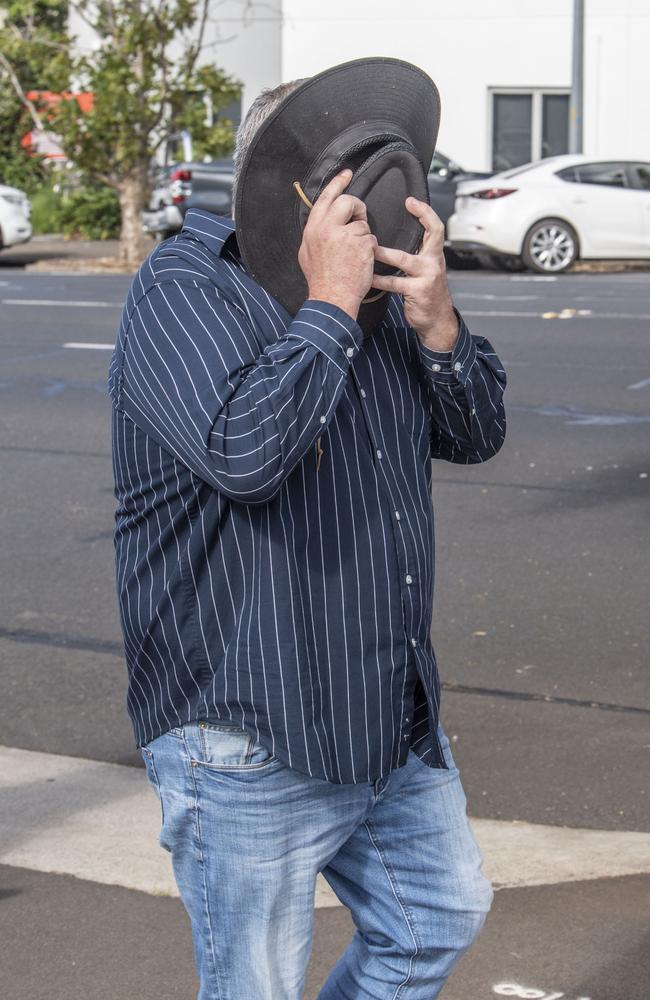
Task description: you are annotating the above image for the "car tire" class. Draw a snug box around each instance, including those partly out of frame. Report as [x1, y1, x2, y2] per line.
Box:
[479, 252, 527, 273]
[444, 247, 481, 270]
[522, 218, 578, 274]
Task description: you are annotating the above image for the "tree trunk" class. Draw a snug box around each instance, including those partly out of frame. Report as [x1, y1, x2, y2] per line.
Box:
[117, 168, 151, 269]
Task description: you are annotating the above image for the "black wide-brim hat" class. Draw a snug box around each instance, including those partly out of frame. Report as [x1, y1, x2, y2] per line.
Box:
[234, 57, 441, 336]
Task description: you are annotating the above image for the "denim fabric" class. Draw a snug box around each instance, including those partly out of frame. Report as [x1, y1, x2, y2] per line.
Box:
[140, 719, 493, 999]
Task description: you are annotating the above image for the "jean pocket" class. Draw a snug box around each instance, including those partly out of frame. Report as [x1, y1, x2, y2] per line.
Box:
[436, 724, 458, 771]
[191, 721, 279, 771]
[140, 746, 165, 826]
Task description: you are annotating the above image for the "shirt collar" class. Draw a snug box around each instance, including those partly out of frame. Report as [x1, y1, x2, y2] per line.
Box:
[181, 209, 237, 258]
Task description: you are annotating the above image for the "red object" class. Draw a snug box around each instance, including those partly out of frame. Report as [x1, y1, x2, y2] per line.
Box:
[469, 187, 518, 200]
[170, 168, 193, 204]
[21, 91, 94, 159]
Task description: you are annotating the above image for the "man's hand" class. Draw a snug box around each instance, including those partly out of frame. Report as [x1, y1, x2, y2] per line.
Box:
[298, 168, 378, 321]
[370, 197, 459, 352]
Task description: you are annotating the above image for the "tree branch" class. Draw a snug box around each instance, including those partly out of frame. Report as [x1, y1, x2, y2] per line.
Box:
[0, 51, 46, 132]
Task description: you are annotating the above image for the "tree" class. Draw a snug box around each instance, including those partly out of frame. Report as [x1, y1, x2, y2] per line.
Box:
[1, 0, 242, 266]
[0, 0, 70, 191]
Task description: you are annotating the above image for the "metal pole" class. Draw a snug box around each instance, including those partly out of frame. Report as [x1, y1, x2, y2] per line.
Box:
[569, 0, 584, 153]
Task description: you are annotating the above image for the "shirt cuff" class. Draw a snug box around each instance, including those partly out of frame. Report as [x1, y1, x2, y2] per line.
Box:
[416, 306, 477, 386]
[288, 300, 364, 371]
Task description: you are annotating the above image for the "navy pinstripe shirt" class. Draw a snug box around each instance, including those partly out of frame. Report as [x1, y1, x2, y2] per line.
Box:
[108, 208, 507, 784]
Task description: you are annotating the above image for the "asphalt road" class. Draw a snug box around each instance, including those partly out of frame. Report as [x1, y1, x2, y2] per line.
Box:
[1, 264, 649, 998]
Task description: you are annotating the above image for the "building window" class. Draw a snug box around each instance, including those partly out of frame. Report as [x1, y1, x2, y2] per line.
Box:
[490, 89, 570, 172]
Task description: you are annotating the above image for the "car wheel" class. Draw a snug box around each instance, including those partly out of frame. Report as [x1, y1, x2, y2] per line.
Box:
[522, 218, 578, 273]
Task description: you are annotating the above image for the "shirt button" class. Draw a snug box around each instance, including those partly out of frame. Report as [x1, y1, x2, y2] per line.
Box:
[376, 449, 383, 460]
[404, 716, 410, 723]
[346, 347, 355, 358]
[405, 574, 413, 584]
[453, 361, 462, 371]
[395, 510, 401, 520]
[360, 388, 366, 398]
[431, 362, 441, 372]
[319, 415, 326, 424]
[410, 638, 417, 648]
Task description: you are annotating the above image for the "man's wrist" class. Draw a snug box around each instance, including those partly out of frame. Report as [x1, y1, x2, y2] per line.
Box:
[307, 288, 362, 323]
[416, 306, 460, 353]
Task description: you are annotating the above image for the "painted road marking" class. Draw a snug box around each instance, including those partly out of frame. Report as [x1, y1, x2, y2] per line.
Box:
[63, 342, 114, 350]
[493, 985, 591, 999]
[454, 293, 540, 301]
[2, 296, 649, 321]
[2, 745, 650, 903]
[2, 298, 118, 308]
[462, 310, 650, 319]
[541, 308, 593, 319]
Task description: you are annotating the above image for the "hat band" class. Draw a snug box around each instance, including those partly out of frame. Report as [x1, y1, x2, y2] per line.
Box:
[299, 121, 413, 209]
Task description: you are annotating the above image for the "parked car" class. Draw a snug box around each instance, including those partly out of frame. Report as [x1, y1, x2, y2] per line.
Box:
[142, 131, 491, 259]
[0, 183, 32, 250]
[143, 132, 233, 240]
[447, 154, 650, 273]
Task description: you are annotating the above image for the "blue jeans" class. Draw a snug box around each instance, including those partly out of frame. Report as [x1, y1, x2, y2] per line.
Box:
[140, 719, 493, 999]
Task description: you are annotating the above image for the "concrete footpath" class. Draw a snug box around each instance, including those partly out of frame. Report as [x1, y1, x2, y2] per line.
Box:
[1, 744, 649, 999]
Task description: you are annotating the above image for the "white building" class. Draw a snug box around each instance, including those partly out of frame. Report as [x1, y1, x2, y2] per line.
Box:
[71, 0, 650, 172]
[222, 0, 650, 171]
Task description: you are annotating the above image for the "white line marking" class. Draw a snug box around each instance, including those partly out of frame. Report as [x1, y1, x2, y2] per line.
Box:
[2, 298, 117, 308]
[63, 342, 114, 350]
[1, 745, 650, 902]
[462, 310, 650, 319]
[454, 293, 540, 301]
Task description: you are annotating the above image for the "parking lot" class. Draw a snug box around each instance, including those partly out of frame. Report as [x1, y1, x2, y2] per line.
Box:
[1, 262, 649, 999]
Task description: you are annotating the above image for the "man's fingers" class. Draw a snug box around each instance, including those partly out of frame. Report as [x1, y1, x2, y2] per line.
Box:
[374, 244, 423, 274]
[405, 197, 445, 239]
[346, 219, 372, 237]
[328, 193, 368, 225]
[310, 169, 353, 218]
[370, 273, 414, 294]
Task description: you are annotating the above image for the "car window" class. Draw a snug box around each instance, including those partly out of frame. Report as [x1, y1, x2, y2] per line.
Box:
[429, 153, 450, 176]
[633, 164, 650, 190]
[575, 162, 628, 187]
[555, 165, 579, 182]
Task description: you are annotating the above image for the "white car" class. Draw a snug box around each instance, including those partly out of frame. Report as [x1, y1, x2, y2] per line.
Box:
[0, 183, 32, 250]
[447, 154, 650, 273]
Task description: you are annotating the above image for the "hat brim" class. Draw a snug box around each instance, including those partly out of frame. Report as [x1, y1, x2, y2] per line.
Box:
[235, 57, 441, 335]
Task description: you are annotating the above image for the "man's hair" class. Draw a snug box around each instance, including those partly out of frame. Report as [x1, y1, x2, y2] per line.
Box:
[232, 78, 309, 214]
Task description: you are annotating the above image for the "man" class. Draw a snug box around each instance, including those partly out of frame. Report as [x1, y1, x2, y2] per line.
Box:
[109, 60, 506, 1000]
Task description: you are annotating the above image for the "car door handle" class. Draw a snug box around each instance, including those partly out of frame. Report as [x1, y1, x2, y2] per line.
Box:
[571, 198, 587, 205]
